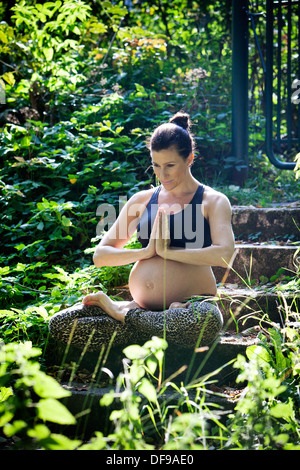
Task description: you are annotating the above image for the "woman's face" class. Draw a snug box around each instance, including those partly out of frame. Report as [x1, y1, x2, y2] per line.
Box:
[151, 146, 193, 191]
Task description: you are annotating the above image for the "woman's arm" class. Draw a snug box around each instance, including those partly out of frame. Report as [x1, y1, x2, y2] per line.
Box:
[156, 193, 235, 268]
[93, 190, 158, 267]
[93, 245, 152, 267]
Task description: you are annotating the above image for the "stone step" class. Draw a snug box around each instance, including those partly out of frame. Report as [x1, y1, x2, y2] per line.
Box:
[46, 327, 256, 392]
[108, 244, 298, 291]
[231, 204, 300, 241]
[107, 285, 299, 330]
[217, 286, 299, 329]
[60, 361, 240, 439]
[47, 285, 300, 438]
[53, 335, 255, 438]
[47, 285, 298, 389]
[213, 243, 299, 285]
[49, 204, 300, 439]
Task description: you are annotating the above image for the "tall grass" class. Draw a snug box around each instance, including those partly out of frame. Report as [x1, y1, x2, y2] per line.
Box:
[1, 273, 299, 449]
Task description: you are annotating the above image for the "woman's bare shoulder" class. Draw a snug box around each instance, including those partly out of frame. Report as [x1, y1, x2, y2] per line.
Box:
[204, 185, 231, 205]
[202, 185, 232, 218]
[128, 187, 157, 206]
[122, 187, 157, 218]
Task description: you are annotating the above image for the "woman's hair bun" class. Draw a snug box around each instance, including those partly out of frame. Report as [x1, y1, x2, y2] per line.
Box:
[149, 111, 195, 159]
[169, 112, 191, 131]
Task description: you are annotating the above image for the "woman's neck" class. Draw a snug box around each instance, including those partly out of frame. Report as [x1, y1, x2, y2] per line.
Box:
[159, 175, 200, 204]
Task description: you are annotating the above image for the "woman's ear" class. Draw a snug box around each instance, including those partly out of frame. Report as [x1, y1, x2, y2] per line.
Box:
[187, 153, 194, 167]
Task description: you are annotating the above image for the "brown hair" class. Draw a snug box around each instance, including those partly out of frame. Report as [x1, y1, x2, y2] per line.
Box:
[148, 112, 195, 159]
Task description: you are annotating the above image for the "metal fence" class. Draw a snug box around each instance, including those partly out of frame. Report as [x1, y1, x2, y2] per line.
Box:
[232, 0, 298, 184]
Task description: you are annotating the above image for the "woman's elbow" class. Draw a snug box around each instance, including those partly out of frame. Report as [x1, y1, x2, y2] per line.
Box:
[93, 254, 102, 267]
[220, 245, 235, 268]
[93, 248, 106, 267]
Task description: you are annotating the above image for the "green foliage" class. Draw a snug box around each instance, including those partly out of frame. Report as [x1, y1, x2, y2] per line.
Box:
[0, 0, 299, 451]
[4, 0, 93, 109]
[99, 337, 169, 450]
[77, 336, 229, 450]
[0, 341, 81, 449]
[0, 0, 298, 279]
[0, 0, 297, 276]
[1, 326, 300, 450]
[0, 260, 134, 349]
[226, 325, 300, 450]
[0, 336, 227, 450]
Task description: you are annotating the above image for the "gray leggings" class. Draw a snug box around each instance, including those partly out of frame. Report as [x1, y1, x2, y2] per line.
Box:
[48, 300, 223, 351]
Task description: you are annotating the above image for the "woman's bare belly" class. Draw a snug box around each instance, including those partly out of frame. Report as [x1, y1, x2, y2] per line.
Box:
[128, 256, 217, 310]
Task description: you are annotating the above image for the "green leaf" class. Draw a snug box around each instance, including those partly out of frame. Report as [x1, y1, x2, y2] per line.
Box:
[0, 409, 14, 427]
[0, 266, 10, 275]
[246, 344, 273, 366]
[0, 387, 13, 402]
[0, 30, 8, 43]
[2, 72, 15, 86]
[146, 357, 157, 375]
[27, 424, 50, 440]
[270, 400, 294, 420]
[144, 336, 168, 351]
[37, 398, 76, 424]
[0, 310, 18, 319]
[100, 390, 115, 407]
[25, 305, 49, 320]
[61, 215, 72, 227]
[138, 378, 157, 403]
[20, 136, 31, 147]
[129, 363, 145, 384]
[39, 433, 81, 450]
[78, 432, 106, 450]
[123, 344, 147, 360]
[134, 83, 148, 98]
[4, 420, 27, 437]
[274, 434, 289, 446]
[14, 243, 26, 251]
[33, 373, 71, 399]
[44, 47, 54, 61]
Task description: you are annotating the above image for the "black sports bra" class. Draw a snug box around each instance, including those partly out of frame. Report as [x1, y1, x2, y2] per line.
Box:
[137, 185, 212, 249]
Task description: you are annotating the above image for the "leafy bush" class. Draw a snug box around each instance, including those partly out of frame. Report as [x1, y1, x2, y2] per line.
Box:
[226, 325, 300, 450]
[0, 341, 81, 450]
[1, 325, 299, 450]
[0, 0, 299, 451]
[0, 0, 297, 280]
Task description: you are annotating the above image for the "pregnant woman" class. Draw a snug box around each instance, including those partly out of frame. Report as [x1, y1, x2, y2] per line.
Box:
[49, 113, 235, 350]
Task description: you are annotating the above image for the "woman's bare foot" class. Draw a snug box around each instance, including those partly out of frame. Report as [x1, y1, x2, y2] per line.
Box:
[82, 292, 140, 323]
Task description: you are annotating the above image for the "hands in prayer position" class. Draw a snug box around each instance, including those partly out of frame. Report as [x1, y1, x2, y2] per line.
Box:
[143, 208, 170, 260]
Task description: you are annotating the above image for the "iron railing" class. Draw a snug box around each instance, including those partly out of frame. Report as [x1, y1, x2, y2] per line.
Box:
[265, 0, 299, 169]
[232, 0, 298, 184]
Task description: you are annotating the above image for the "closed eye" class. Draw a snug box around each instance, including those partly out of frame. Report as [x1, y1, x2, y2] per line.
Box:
[152, 163, 175, 168]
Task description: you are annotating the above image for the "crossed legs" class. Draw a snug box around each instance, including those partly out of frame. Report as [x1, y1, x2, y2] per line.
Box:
[82, 292, 191, 323]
